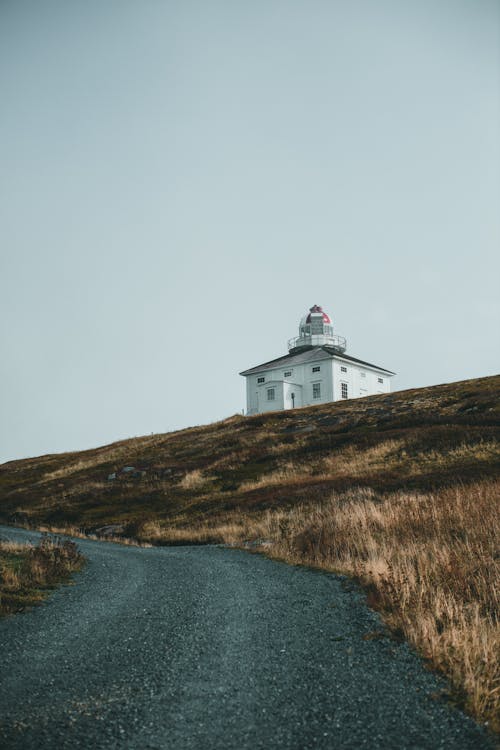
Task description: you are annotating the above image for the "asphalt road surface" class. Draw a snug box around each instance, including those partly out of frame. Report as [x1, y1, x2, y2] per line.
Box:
[0, 525, 494, 750]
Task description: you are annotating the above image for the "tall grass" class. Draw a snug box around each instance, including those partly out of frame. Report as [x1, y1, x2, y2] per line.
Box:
[247, 481, 500, 729]
[0, 534, 85, 615]
[133, 517, 267, 545]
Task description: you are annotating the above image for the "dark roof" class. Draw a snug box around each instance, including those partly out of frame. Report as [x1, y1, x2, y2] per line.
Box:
[239, 346, 395, 376]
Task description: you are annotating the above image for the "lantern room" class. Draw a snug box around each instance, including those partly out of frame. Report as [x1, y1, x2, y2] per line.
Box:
[288, 305, 347, 353]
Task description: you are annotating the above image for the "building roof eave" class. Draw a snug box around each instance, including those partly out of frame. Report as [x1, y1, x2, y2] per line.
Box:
[240, 346, 395, 377]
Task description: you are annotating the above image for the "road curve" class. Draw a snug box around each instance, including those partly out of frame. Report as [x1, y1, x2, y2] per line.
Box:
[0, 525, 493, 750]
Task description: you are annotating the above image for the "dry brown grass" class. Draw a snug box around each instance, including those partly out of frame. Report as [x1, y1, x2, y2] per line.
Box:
[309, 438, 499, 483]
[239, 463, 312, 491]
[178, 470, 214, 490]
[42, 459, 100, 481]
[211, 481, 499, 730]
[318, 439, 404, 476]
[0, 534, 85, 615]
[39, 437, 158, 481]
[34, 525, 151, 547]
[134, 515, 269, 545]
[236, 438, 500, 497]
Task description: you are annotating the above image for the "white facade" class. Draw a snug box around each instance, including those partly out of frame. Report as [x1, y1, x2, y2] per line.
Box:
[240, 305, 394, 415]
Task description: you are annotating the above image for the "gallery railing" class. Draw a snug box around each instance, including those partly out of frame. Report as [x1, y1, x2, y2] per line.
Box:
[288, 333, 347, 353]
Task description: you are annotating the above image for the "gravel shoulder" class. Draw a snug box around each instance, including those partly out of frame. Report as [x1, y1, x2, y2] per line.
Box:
[0, 525, 494, 750]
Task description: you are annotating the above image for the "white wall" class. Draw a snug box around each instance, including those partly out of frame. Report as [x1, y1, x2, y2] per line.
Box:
[300, 360, 333, 407]
[333, 358, 392, 401]
[245, 355, 392, 414]
[283, 381, 303, 409]
[245, 361, 333, 413]
[247, 379, 285, 414]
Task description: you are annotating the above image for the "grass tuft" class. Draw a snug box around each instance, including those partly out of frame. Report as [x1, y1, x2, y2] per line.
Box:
[0, 534, 85, 616]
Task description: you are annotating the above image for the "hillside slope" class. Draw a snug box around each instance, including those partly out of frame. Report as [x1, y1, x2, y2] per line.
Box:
[1, 374, 499, 728]
[1, 375, 498, 536]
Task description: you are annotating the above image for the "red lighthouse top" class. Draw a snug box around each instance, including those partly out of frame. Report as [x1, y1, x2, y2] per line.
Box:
[305, 305, 331, 324]
[290, 303, 346, 353]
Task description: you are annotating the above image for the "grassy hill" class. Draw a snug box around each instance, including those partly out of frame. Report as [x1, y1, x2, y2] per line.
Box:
[1, 374, 498, 537]
[1, 374, 499, 729]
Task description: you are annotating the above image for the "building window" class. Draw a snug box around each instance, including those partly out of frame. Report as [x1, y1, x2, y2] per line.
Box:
[340, 366, 347, 373]
[267, 388, 275, 401]
[378, 377, 384, 384]
[284, 371, 292, 378]
[312, 366, 321, 373]
[257, 377, 265, 383]
[360, 372, 366, 378]
[341, 383, 348, 399]
[312, 383, 321, 399]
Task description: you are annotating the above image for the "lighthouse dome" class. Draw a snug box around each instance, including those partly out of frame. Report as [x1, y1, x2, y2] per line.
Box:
[299, 304, 332, 328]
[289, 304, 346, 353]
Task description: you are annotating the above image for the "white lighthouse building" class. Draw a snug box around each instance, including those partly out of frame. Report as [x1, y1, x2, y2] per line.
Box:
[240, 305, 395, 415]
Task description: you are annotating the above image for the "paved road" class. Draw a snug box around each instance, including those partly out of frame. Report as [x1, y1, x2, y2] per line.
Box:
[0, 525, 493, 750]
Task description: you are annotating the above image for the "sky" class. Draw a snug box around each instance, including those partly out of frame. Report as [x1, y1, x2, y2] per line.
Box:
[1, 0, 499, 463]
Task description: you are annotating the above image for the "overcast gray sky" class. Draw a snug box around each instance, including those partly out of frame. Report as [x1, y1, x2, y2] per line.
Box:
[1, 0, 499, 463]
